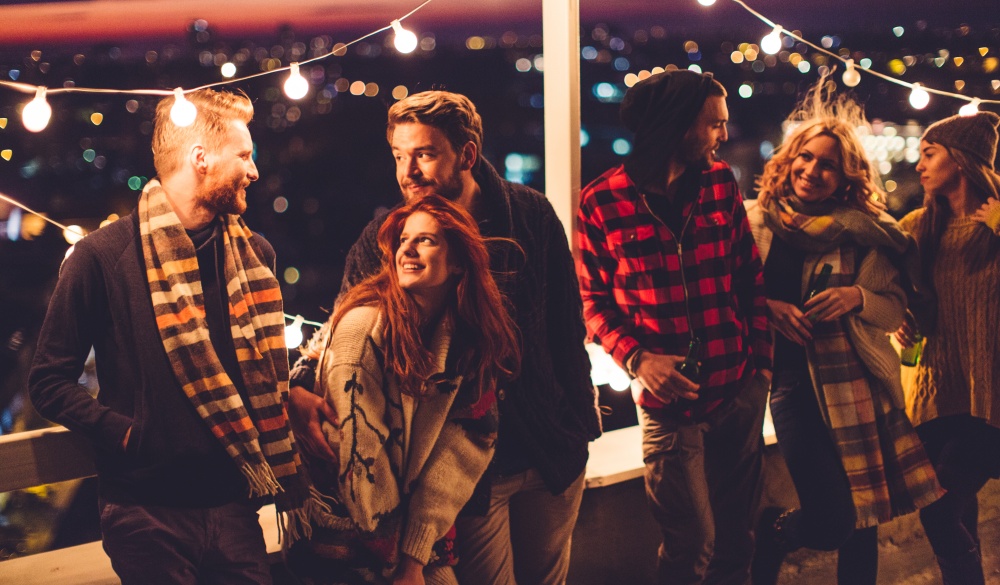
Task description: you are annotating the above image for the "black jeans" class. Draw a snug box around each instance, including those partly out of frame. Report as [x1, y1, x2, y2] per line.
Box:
[769, 370, 878, 585]
[916, 414, 1000, 559]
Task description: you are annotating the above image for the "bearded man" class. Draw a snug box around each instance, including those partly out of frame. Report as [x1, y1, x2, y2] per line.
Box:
[29, 88, 314, 585]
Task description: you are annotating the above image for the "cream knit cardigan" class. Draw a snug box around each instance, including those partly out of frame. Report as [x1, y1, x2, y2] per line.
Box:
[745, 200, 908, 411]
[317, 305, 495, 565]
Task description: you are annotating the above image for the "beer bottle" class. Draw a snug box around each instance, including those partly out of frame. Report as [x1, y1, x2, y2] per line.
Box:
[676, 339, 702, 383]
[804, 263, 834, 322]
[900, 333, 924, 367]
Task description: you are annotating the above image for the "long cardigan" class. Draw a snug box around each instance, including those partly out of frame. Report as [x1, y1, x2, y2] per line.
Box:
[315, 305, 497, 565]
[745, 200, 907, 412]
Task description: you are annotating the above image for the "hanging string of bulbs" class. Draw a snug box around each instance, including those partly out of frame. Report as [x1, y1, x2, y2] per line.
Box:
[0, 0, 433, 133]
[700, 0, 999, 115]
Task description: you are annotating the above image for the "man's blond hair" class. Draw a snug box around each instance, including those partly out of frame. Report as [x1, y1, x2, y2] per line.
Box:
[151, 89, 254, 178]
[387, 91, 484, 169]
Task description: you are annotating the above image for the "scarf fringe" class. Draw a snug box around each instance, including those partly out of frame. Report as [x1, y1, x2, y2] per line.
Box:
[278, 489, 353, 551]
[242, 461, 283, 498]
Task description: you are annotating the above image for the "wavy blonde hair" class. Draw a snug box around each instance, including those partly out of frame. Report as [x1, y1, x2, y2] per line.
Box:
[756, 74, 884, 215]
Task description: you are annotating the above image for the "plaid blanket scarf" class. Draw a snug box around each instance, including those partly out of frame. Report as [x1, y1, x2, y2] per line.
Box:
[767, 196, 943, 526]
[139, 179, 319, 545]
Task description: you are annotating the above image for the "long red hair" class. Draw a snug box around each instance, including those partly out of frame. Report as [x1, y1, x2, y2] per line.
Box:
[326, 195, 520, 398]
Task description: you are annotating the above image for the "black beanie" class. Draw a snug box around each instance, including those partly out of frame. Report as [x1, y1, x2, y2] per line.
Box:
[620, 69, 717, 192]
[922, 111, 1000, 170]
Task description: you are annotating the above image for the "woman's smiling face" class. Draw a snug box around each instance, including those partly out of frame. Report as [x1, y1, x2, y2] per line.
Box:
[790, 134, 844, 203]
[395, 211, 458, 298]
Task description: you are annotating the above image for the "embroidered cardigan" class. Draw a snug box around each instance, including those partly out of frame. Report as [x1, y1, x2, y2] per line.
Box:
[316, 305, 498, 565]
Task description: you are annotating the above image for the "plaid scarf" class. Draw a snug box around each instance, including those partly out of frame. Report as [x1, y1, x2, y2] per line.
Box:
[139, 179, 318, 544]
[767, 198, 943, 526]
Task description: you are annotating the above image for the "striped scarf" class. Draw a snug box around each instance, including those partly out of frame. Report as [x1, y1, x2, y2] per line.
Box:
[767, 197, 942, 526]
[139, 180, 316, 544]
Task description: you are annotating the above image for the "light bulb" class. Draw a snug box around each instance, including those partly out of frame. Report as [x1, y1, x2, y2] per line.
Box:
[842, 59, 861, 87]
[22, 87, 52, 133]
[608, 367, 631, 392]
[697, 0, 717, 5]
[761, 26, 783, 56]
[284, 315, 305, 349]
[908, 84, 930, 110]
[391, 19, 418, 54]
[283, 63, 309, 100]
[959, 98, 981, 117]
[170, 88, 197, 127]
[63, 225, 86, 245]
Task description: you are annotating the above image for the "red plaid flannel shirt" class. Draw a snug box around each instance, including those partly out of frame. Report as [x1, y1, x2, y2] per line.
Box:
[576, 163, 772, 416]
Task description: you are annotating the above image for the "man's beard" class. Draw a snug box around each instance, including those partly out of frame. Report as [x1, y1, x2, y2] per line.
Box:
[401, 163, 464, 203]
[681, 138, 715, 172]
[203, 176, 247, 215]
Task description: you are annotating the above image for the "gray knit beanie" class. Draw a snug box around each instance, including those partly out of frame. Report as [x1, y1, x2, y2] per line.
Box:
[922, 111, 1000, 169]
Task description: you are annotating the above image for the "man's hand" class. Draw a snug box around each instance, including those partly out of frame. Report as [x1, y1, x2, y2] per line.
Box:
[634, 352, 700, 404]
[392, 555, 426, 585]
[803, 286, 863, 323]
[766, 299, 812, 345]
[894, 312, 919, 348]
[288, 386, 338, 462]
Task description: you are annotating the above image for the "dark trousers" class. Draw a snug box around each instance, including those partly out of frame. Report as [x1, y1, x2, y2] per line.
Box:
[916, 414, 1000, 558]
[769, 371, 878, 585]
[99, 498, 271, 585]
[639, 373, 768, 585]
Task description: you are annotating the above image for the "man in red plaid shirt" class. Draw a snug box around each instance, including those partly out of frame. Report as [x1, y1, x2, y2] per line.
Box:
[576, 70, 773, 585]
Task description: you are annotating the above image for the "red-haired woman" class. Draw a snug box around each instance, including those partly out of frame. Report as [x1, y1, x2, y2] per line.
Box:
[291, 195, 520, 585]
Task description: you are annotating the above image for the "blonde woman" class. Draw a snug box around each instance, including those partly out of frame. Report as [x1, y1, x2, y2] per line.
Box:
[746, 78, 941, 585]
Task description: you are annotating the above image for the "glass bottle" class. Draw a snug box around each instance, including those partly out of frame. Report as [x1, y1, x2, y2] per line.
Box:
[676, 339, 702, 383]
[900, 332, 924, 367]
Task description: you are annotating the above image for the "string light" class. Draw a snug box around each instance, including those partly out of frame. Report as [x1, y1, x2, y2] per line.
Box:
[959, 98, 981, 116]
[284, 314, 305, 349]
[22, 86, 52, 133]
[760, 25, 783, 56]
[391, 19, 418, 54]
[842, 59, 861, 87]
[283, 62, 309, 100]
[909, 83, 930, 110]
[697, 0, 717, 5]
[169, 88, 197, 127]
[705, 0, 996, 112]
[0, 0, 435, 133]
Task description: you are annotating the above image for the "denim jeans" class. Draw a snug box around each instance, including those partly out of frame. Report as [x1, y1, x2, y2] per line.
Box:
[99, 498, 271, 585]
[769, 370, 877, 585]
[639, 372, 768, 585]
[454, 467, 585, 585]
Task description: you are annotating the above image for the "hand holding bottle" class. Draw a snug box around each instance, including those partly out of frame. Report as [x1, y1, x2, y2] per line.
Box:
[893, 312, 920, 348]
[803, 286, 864, 322]
[634, 352, 700, 404]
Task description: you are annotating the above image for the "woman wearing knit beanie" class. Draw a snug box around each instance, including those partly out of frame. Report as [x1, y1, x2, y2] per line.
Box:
[895, 110, 1000, 585]
[745, 76, 942, 585]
